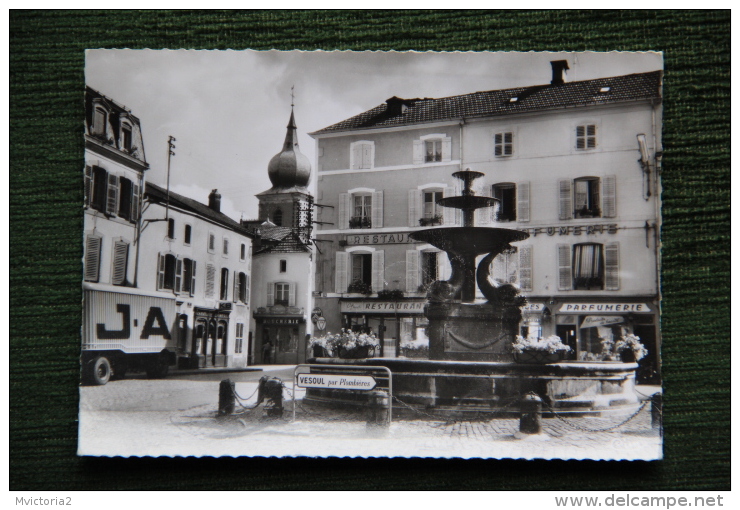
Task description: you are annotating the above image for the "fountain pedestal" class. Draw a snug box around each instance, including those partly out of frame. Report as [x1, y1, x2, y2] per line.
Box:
[426, 302, 520, 361]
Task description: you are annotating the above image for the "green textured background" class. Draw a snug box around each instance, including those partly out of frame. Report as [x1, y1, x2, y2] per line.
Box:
[10, 10, 730, 490]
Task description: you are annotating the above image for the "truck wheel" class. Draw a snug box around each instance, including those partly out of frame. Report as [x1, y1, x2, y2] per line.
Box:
[146, 357, 169, 379]
[90, 356, 111, 386]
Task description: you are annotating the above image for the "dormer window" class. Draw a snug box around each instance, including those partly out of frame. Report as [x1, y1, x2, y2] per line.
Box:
[599, 86, 611, 93]
[121, 124, 132, 151]
[509, 97, 518, 103]
[92, 107, 107, 137]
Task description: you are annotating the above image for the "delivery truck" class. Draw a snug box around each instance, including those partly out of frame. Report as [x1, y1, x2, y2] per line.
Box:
[81, 283, 178, 385]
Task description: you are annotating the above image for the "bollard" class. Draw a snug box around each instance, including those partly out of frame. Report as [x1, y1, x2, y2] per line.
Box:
[257, 376, 284, 419]
[651, 392, 663, 434]
[218, 379, 235, 416]
[519, 393, 543, 435]
[366, 390, 390, 427]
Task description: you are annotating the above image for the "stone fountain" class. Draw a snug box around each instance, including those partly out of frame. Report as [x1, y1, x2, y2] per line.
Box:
[306, 170, 640, 417]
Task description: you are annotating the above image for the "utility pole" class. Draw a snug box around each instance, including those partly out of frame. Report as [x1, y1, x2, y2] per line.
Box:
[165, 135, 176, 221]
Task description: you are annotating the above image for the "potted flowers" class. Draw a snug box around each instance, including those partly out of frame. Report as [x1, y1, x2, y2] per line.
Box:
[400, 337, 430, 359]
[614, 334, 648, 363]
[511, 335, 572, 364]
[309, 329, 380, 359]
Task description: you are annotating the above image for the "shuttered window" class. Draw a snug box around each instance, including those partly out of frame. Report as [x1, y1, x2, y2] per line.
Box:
[557, 244, 573, 291]
[118, 178, 132, 220]
[573, 243, 604, 290]
[208, 233, 215, 253]
[350, 141, 374, 169]
[91, 166, 108, 212]
[106, 174, 118, 216]
[84, 235, 102, 282]
[494, 132, 513, 157]
[413, 136, 452, 164]
[157, 253, 181, 292]
[518, 245, 532, 292]
[182, 258, 196, 296]
[443, 186, 457, 225]
[491, 247, 518, 286]
[84, 166, 93, 207]
[558, 179, 573, 220]
[576, 124, 597, 150]
[371, 250, 385, 292]
[274, 282, 294, 306]
[237, 272, 248, 303]
[205, 264, 216, 298]
[492, 183, 516, 222]
[111, 240, 129, 285]
[604, 242, 620, 290]
[131, 184, 140, 222]
[371, 191, 383, 228]
[220, 268, 229, 300]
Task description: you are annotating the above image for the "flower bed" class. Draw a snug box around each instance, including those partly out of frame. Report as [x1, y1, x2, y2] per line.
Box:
[511, 335, 571, 364]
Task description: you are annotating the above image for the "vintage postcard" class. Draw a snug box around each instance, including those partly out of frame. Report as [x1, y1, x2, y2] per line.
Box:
[79, 50, 663, 459]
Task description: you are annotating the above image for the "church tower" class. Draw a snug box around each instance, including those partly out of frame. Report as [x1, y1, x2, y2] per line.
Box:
[255, 107, 312, 241]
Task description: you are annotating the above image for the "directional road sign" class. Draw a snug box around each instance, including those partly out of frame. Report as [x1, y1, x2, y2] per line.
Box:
[296, 373, 377, 390]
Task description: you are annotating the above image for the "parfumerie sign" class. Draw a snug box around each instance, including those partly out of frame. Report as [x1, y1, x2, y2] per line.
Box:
[559, 303, 652, 313]
[346, 232, 416, 245]
[296, 374, 377, 390]
[519, 224, 618, 236]
[341, 301, 425, 314]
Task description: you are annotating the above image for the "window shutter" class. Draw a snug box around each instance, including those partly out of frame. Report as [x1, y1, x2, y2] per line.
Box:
[371, 250, 385, 292]
[111, 241, 128, 285]
[518, 245, 532, 292]
[205, 264, 216, 298]
[84, 236, 102, 282]
[190, 261, 197, 296]
[266, 281, 275, 306]
[602, 175, 617, 218]
[476, 186, 492, 226]
[233, 273, 239, 303]
[157, 253, 166, 290]
[371, 190, 383, 228]
[362, 143, 374, 169]
[558, 179, 573, 220]
[408, 189, 422, 227]
[441, 137, 452, 162]
[351, 143, 362, 169]
[288, 282, 296, 307]
[557, 244, 573, 291]
[576, 126, 585, 149]
[84, 166, 93, 207]
[244, 274, 249, 305]
[131, 183, 140, 222]
[338, 193, 350, 230]
[605, 242, 620, 290]
[439, 252, 452, 280]
[412, 140, 423, 165]
[517, 181, 530, 223]
[335, 252, 349, 293]
[443, 186, 456, 225]
[106, 174, 119, 215]
[406, 250, 420, 293]
[174, 258, 183, 293]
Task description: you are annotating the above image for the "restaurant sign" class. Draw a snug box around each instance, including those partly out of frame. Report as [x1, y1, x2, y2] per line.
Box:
[341, 300, 425, 314]
[346, 232, 416, 245]
[559, 303, 652, 313]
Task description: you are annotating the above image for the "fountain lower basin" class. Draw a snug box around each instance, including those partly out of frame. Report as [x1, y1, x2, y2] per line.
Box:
[303, 357, 640, 417]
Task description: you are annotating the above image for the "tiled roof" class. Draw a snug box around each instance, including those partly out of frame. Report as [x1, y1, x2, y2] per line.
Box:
[145, 183, 253, 238]
[311, 71, 662, 135]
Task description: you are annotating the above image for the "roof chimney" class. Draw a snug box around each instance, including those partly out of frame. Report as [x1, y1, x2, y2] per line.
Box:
[550, 60, 570, 86]
[208, 189, 221, 212]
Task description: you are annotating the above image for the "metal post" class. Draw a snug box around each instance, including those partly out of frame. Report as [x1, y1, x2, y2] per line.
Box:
[218, 379, 235, 416]
[519, 393, 542, 435]
[366, 389, 390, 427]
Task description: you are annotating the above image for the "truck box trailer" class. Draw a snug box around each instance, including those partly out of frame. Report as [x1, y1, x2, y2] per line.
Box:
[82, 283, 178, 385]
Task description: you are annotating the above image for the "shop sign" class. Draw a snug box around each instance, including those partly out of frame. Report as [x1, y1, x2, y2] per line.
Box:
[341, 300, 425, 314]
[518, 224, 618, 237]
[346, 232, 416, 245]
[521, 303, 546, 312]
[316, 317, 327, 331]
[263, 318, 304, 325]
[559, 303, 652, 313]
[581, 316, 624, 328]
[296, 373, 376, 390]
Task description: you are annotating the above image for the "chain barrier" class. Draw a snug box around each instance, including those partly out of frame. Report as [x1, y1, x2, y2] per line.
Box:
[541, 395, 650, 433]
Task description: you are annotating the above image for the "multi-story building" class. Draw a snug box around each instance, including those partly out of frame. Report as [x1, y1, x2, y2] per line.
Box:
[139, 184, 255, 369]
[309, 61, 662, 382]
[243, 108, 314, 365]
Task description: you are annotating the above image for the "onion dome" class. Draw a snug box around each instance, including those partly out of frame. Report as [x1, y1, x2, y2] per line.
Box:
[267, 109, 311, 190]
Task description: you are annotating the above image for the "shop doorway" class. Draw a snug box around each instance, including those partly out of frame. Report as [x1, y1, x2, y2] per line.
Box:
[556, 325, 577, 360]
[634, 325, 660, 384]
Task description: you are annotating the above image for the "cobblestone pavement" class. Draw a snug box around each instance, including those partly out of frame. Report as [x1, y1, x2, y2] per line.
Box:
[79, 375, 661, 460]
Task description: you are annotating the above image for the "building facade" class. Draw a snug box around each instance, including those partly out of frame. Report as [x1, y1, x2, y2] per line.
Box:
[139, 184, 254, 369]
[244, 109, 314, 365]
[310, 62, 663, 382]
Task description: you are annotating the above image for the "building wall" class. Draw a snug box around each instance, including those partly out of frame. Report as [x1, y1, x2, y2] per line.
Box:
[138, 202, 253, 368]
[312, 98, 662, 376]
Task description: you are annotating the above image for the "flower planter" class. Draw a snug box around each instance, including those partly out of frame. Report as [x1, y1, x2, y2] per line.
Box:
[338, 345, 374, 359]
[619, 349, 637, 363]
[514, 350, 564, 364]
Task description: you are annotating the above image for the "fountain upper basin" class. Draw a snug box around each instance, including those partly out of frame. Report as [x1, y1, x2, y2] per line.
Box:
[410, 227, 529, 255]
